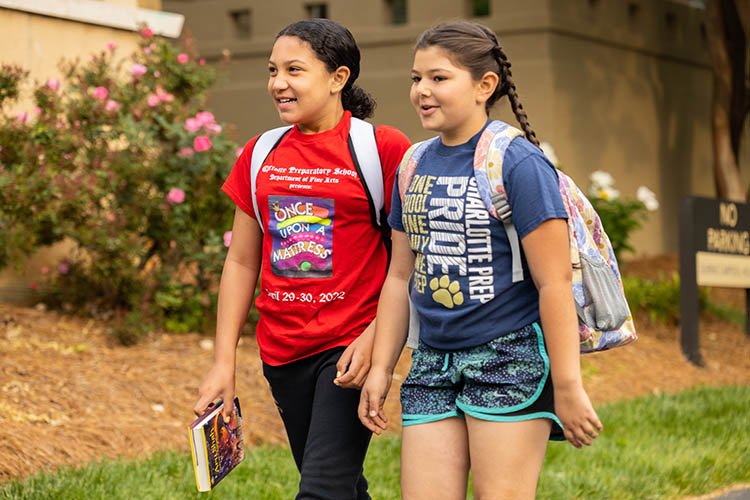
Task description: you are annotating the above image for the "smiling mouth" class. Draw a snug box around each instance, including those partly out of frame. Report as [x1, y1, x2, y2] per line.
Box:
[278, 98, 297, 104]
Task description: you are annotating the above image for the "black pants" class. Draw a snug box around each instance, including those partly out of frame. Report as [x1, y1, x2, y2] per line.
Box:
[263, 347, 372, 500]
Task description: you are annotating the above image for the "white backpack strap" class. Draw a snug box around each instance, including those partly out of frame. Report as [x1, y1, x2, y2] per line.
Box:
[349, 117, 384, 226]
[476, 120, 525, 283]
[250, 125, 292, 231]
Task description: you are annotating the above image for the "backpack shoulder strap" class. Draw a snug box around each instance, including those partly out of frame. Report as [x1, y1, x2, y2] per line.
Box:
[397, 137, 438, 205]
[474, 120, 525, 282]
[250, 125, 292, 232]
[348, 117, 383, 227]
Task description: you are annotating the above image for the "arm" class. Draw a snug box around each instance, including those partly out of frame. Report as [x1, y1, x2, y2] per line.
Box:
[358, 230, 415, 434]
[193, 207, 262, 421]
[521, 219, 603, 448]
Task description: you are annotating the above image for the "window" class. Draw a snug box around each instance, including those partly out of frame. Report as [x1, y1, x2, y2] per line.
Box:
[306, 3, 328, 19]
[386, 0, 407, 25]
[228, 8, 251, 38]
[470, 0, 490, 17]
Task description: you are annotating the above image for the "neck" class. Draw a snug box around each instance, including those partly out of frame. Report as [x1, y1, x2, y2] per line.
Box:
[297, 102, 346, 134]
[440, 112, 489, 146]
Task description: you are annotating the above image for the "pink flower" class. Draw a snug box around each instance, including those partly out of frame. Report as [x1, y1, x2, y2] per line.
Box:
[141, 27, 154, 38]
[156, 89, 174, 102]
[93, 86, 109, 100]
[147, 94, 160, 107]
[193, 135, 212, 152]
[57, 261, 70, 275]
[195, 111, 215, 126]
[184, 118, 202, 133]
[34, 107, 42, 115]
[153, 70, 161, 78]
[107, 41, 117, 51]
[177, 147, 195, 158]
[143, 47, 152, 55]
[177, 53, 189, 64]
[105, 100, 120, 112]
[16, 112, 27, 123]
[40, 266, 50, 275]
[166, 187, 186, 204]
[46, 78, 60, 91]
[205, 123, 222, 134]
[223, 231, 233, 248]
[130, 63, 148, 77]
[235, 147, 244, 158]
[199, 58, 206, 66]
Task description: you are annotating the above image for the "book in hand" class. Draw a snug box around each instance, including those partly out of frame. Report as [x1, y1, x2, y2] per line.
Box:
[187, 397, 245, 492]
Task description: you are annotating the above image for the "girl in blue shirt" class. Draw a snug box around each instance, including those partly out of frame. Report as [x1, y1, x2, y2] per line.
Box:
[359, 20, 602, 499]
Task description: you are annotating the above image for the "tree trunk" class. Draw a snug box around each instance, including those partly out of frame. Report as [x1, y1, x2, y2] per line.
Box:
[705, 0, 746, 201]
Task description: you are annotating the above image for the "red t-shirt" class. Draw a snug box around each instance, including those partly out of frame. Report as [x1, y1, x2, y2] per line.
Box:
[222, 111, 411, 365]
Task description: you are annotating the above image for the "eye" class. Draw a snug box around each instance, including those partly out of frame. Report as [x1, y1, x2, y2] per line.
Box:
[411, 75, 421, 83]
[433, 75, 446, 82]
[288, 66, 301, 73]
[268, 66, 277, 75]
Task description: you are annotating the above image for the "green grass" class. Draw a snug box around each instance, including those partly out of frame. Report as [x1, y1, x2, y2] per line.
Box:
[2, 386, 748, 499]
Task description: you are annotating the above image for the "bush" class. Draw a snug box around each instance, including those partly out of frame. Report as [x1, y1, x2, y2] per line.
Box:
[0, 29, 237, 336]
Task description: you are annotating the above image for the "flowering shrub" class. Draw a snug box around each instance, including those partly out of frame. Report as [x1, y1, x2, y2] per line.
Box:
[587, 170, 659, 259]
[0, 29, 237, 339]
[539, 142, 658, 260]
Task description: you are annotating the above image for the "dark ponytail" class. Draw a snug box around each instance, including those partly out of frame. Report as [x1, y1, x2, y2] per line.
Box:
[277, 19, 376, 119]
[415, 20, 540, 147]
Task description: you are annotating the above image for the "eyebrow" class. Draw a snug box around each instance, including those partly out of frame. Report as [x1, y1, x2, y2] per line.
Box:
[411, 68, 453, 75]
[268, 59, 306, 66]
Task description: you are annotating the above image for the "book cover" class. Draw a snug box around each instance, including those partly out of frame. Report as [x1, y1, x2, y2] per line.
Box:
[187, 397, 245, 492]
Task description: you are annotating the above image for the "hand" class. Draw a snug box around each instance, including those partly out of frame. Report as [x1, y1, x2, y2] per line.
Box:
[334, 324, 375, 389]
[193, 362, 237, 423]
[357, 368, 392, 435]
[554, 384, 603, 448]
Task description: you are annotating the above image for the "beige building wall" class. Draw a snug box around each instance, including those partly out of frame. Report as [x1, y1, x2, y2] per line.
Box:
[0, 0, 178, 302]
[165, 0, 738, 257]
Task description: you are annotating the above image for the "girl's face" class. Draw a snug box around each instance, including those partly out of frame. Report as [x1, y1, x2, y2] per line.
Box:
[267, 36, 347, 133]
[410, 46, 493, 146]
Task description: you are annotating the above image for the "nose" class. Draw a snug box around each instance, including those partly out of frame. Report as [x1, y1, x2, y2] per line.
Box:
[414, 80, 431, 97]
[270, 75, 288, 91]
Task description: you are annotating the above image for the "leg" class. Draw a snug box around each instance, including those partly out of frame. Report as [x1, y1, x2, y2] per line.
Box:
[262, 357, 316, 471]
[297, 350, 372, 500]
[401, 418, 469, 500]
[466, 416, 550, 500]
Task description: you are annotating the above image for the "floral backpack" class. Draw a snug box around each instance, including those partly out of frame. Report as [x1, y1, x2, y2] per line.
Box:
[398, 120, 637, 353]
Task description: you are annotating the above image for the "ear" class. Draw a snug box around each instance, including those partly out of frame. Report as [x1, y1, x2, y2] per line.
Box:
[330, 66, 351, 94]
[476, 71, 499, 105]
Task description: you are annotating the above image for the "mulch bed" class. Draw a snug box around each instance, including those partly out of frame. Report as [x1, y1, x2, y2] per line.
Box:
[1, 255, 749, 482]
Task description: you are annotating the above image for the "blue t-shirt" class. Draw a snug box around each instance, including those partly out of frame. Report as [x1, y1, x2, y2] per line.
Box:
[388, 124, 567, 351]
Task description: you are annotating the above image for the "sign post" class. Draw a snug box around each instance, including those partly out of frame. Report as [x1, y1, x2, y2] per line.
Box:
[679, 197, 750, 366]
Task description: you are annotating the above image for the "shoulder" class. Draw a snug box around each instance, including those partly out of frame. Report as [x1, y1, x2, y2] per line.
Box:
[375, 124, 411, 150]
[503, 137, 556, 179]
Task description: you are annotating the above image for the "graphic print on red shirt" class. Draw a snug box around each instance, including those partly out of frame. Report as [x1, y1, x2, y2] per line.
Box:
[269, 196, 334, 278]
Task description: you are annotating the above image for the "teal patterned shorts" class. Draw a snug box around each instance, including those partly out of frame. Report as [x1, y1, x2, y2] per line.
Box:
[400, 322, 564, 440]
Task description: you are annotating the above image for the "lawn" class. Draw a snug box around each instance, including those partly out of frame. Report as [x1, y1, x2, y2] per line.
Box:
[2, 385, 748, 499]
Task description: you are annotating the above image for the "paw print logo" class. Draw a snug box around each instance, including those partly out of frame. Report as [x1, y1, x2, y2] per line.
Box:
[430, 275, 464, 309]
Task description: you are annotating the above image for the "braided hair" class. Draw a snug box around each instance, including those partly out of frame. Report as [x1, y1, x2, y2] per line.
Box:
[414, 21, 539, 147]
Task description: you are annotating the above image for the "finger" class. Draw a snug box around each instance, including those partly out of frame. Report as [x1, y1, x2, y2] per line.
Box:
[581, 421, 600, 440]
[564, 428, 581, 449]
[222, 392, 235, 423]
[335, 349, 353, 379]
[193, 394, 214, 416]
[337, 353, 362, 385]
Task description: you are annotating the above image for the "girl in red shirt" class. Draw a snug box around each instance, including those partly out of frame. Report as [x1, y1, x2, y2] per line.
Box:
[193, 18, 410, 499]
